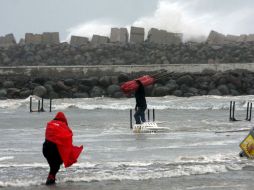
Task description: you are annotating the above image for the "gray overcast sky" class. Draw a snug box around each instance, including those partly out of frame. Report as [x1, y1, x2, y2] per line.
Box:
[1, 0, 254, 41]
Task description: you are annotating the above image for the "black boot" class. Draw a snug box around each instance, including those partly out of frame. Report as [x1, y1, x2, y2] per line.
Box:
[46, 174, 55, 185]
[239, 151, 246, 157]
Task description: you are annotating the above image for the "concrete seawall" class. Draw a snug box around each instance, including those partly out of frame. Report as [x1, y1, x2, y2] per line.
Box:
[0, 63, 254, 78]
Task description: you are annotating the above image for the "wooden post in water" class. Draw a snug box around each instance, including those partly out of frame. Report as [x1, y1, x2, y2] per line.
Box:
[41, 98, 44, 112]
[49, 99, 52, 112]
[229, 101, 232, 121]
[30, 97, 32, 112]
[38, 100, 40, 112]
[153, 109, 155, 122]
[232, 101, 236, 121]
[130, 109, 133, 129]
[246, 102, 250, 120]
[249, 103, 253, 121]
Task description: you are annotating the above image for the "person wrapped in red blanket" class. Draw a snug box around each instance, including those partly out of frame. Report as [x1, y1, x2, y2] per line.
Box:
[42, 112, 83, 185]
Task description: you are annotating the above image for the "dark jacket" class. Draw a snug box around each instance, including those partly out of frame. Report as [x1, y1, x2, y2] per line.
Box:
[135, 82, 147, 108]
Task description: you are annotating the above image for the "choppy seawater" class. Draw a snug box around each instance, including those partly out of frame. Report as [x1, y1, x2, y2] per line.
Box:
[0, 95, 254, 190]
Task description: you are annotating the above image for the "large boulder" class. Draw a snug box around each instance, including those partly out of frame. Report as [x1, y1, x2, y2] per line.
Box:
[99, 76, 112, 87]
[211, 72, 224, 83]
[145, 85, 154, 96]
[176, 75, 194, 86]
[206, 30, 226, 44]
[230, 89, 240, 96]
[111, 76, 119, 84]
[198, 81, 209, 90]
[217, 85, 229, 95]
[112, 91, 125, 98]
[79, 79, 94, 87]
[32, 77, 48, 85]
[48, 91, 59, 99]
[89, 77, 99, 86]
[247, 89, 254, 95]
[227, 75, 242, 88]
[29, 82, 41, 89]
[107, 84, 121, 97]
[208, 81, 216, 90]
[173, 90, 183, 97]
[78, 84, 90, 92]
[3, 81, 14, 88]
[53, 81, 70, 92]
[0, 33, 16, 47]
[57, 91, 73, 98]
[20, 89, 31, 98]
[80, 78, 98, 86]
[118, 73, 129, 83]
[73, 92, 89, 98]
[64, 79, 76, 86]
[196, 76, 211, 82]
[90, 86, 105, 97]
[70, 36, 89, 46]
[217, 77, 227, 85]
[180, 84, 189, 93]
[227, 83, 237, 90]
[0, 89, 7, 98]
[184, 92, 194, 97]
[188, 87, 199, 95]
[33, 85, 47, 97]
[153, 86, 169, 96]
[130, 26, 145, 43]
[7, 88, 20, 98]
[44, 83, 54, 92]
[208, 89, 222, 96]
[165, 80, 178, 92]
[199, 90, 207, 96]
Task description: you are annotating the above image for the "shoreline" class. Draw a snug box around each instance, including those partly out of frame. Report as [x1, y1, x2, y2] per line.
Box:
[1, 169, 253, 190]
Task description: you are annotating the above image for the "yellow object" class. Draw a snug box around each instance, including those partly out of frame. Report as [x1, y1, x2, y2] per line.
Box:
[240, 134, 254, 159]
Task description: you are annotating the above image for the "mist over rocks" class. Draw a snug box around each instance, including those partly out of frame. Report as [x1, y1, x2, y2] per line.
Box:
[0, 69, 254, 99]
[207, 30, 254, 45]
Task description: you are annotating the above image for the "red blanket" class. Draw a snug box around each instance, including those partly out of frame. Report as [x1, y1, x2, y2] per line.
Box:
[45, 112, 83, 168]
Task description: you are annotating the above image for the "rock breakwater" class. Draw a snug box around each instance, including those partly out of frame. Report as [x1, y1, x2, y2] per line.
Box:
[0, 42, 254, 66]
[1, 69, 254, 99]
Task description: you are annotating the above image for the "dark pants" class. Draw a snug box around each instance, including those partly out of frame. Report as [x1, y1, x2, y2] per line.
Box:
[134, 107, 146, 124]
[42, 140, 63, 177]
